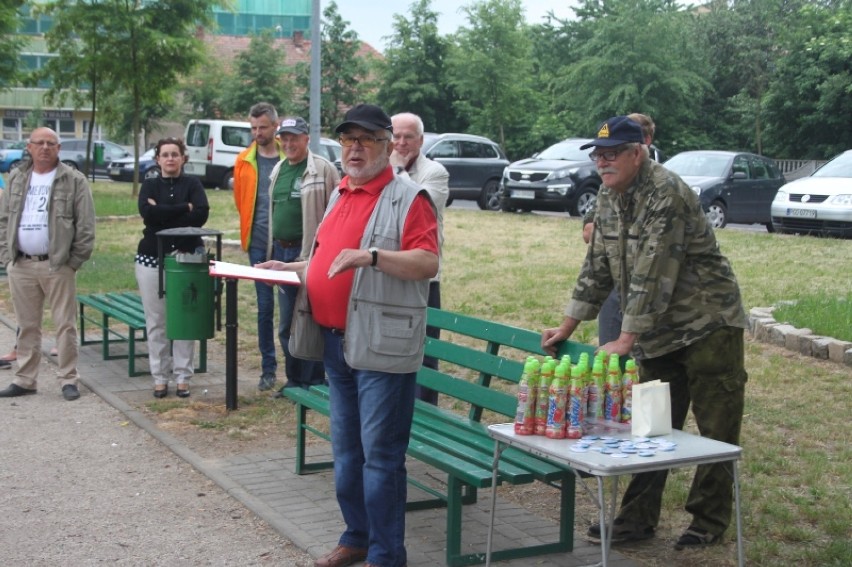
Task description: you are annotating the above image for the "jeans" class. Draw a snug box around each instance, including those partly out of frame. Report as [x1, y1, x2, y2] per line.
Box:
[323, 328, 416, 567]
[248, 243, 286, 375]
[278, 244, 324, 387]
[597, 288, 622, 345]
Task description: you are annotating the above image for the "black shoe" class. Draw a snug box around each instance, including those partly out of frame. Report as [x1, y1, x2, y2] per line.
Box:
[0, 359, 11, 369]
[674, 526, 720, 550]
[153, 385, 168, 398]
[176, 385, 190, 398]
[62, 384, 81, 401]
[588, 518, 655, 543]
[258, 372, 276, 391]
[0, 383, 37, 397]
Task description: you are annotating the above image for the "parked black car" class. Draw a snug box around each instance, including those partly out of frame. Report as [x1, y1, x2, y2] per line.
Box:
[422, 133, 509, 210]
[664, 150, 785, 231]
[108, 147, 159, 182]
[500, 138, 602, 217]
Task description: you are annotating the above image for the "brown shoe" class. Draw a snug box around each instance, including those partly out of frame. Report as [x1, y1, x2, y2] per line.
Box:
[314, 544, 368, 567]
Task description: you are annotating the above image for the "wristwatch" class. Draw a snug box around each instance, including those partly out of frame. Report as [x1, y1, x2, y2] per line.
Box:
[368, 247, 379, 267]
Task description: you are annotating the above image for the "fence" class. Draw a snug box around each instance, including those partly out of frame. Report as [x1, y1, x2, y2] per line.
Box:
[775, 159, 827, 181]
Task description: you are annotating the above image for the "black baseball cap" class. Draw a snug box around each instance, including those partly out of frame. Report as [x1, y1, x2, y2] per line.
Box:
[276, 117, 309, 135]
[579, 116, 645, 149]
[334, 104, 393, 134]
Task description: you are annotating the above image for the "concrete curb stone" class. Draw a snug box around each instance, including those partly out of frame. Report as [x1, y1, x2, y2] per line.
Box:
[749, 307, 852, 368]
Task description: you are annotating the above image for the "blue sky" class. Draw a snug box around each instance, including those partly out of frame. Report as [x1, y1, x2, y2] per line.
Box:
[334, 0, 577, 53]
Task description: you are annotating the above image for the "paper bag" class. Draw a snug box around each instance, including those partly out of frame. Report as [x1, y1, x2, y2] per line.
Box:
[631, 380, 672, 437]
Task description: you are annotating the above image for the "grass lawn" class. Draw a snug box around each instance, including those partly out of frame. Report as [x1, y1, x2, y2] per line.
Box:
[1, 181, 849, 566]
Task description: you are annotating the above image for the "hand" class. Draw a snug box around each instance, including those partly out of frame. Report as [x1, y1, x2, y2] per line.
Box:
[598, 332, 637, 358]
[327, 248, 370, 279]
[541, 327, 569, 357]
[582, 222, 593, 244]
[187, 202, 193, 211]
[147, 198, 157, 205]
[389, 149, 407, 169]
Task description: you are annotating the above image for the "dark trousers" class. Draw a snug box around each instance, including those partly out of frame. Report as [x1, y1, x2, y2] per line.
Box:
[415, 281, 440, 405]
[598, 288, 622, 345]
[618, 326, 747, 536]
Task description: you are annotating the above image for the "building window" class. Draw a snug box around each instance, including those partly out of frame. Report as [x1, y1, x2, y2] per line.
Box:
[42, 118, 76, 139]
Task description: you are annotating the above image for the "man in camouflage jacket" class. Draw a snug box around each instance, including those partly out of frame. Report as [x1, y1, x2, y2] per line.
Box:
[543, 116, 748, 550]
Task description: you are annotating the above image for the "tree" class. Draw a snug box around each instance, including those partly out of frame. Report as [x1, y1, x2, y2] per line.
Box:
[294, 1, 368, 132]
[376, 0, 463, 132]
[446, 0, 542, 159]
[39, 0, 222, 195]
[554, 0, 711, 151]
[182, 54, 230, 120]
[222, 29, 294, 118]
[763, 0, 852, 158]
[0, 0, 25, 90]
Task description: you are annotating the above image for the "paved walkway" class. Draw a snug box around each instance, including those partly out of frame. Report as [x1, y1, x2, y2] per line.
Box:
[0, 314, 639, 567]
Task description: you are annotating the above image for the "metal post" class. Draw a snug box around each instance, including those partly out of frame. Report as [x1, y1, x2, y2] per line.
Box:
[225, 278, 238, 410]
[308, 0, 321, 155]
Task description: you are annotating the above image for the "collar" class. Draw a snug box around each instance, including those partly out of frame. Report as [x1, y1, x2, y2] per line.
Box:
[339, 165, 394, 195]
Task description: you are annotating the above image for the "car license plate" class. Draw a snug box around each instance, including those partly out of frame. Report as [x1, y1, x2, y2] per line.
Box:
[183, 162, 204, 175]
[109, 167, 120, 175]
[512, 190, 535, 199]
[786, 208, 816, 218]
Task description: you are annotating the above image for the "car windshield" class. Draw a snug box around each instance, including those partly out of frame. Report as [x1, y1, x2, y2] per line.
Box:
[813, 152, 852, 178]
[537, 140, 590, 161]
[665, 153, 732, 177]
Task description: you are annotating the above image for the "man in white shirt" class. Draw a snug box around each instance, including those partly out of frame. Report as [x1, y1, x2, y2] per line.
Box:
[390, 112, 449, 405]
[0, 127, 96, 400]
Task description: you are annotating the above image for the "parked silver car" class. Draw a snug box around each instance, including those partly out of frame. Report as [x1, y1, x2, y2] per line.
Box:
[771, 149, 852, 237]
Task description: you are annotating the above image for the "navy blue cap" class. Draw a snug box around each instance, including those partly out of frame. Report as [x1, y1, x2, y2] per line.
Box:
[579, 116, 644, 149]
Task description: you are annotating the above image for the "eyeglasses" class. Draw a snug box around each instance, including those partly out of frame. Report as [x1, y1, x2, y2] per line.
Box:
[338, 134, 389, 148]
[29, 140, 59, 147]
[589, 146, 630, 162]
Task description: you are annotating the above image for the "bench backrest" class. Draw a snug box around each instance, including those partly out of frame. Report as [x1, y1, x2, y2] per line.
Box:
[420, 307, 595, 423]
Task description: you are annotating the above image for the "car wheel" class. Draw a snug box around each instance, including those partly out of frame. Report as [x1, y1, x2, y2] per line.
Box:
[478, 179, 501, 211]
[570, 185, 598, 217]
[143, 167, 160, 180]
[765, 221, 775, 233]
[62, 160, 78, 170]
[446, 196, 454, 207]
[220, 169, 234, 191]
[706, 200, 728, 229]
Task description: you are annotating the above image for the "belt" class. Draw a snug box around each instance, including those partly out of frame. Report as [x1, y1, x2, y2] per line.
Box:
[276, 239, 301, 248]
[322, 326, 345, 336]
[18, 252, 49, 261]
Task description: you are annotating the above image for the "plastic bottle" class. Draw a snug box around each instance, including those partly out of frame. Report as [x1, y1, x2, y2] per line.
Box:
[604, 354, 622, 423]
[514, 358, 540, 435]
[588, 359, 605, 423]
[621, 358, 637, 424]
[534, 361, 554, 435]
[566, 365, 584, 439]
[545, 364, 568, 439]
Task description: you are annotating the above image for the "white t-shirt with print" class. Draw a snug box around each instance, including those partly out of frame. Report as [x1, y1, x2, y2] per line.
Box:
[17, 169, 57, 256]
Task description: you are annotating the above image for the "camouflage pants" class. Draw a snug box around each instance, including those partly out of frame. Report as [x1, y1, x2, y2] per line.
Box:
[618, 326, 747, 536]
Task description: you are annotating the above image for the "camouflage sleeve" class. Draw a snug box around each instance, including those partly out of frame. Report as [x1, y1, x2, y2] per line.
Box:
[564, 215, 613, 321]
[620, 185, 690, 335]
[582, 207, 595, 225]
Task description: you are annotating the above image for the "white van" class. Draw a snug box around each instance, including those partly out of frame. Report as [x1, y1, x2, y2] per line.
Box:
[184, 119, 252, 189]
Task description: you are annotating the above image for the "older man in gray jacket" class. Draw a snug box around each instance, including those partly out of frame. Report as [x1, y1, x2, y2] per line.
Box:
[0, 127, 95, 401]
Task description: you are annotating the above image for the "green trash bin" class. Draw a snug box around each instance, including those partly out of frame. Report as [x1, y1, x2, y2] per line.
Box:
[93, 142, 105, 166]
[164, 252, 214, 340]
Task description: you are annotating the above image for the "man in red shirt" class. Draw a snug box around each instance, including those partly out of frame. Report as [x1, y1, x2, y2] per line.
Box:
[258, 104, 438, 567]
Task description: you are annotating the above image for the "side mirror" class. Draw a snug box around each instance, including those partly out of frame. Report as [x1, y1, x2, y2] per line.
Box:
[731, 171, 747, 180]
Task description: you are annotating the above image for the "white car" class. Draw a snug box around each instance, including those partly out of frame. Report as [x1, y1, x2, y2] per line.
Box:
[771, 149, 852, 237]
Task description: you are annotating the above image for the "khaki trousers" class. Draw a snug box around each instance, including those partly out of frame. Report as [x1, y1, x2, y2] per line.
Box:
[8, 258, 80, 390]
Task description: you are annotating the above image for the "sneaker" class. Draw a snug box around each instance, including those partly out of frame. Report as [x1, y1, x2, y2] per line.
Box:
[674, 526, 720, 550]
[257, 372, 276, 391]
[588, 518, 655, 543]
[62, 384, 81, 401]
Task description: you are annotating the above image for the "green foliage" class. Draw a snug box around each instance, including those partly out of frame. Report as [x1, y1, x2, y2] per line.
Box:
[447, 0, 543, 159]
[223, 29, 294, 117]
[0, 0, 25, 90]
[293, 1, 368, 131]
[375, 0, 464, 133]
[763, 0, 852, 158]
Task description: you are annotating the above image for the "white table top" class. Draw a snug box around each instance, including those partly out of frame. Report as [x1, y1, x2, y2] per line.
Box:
[488, 422, 742, 477]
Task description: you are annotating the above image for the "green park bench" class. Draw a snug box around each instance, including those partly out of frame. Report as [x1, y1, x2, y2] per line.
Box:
[77, 291, 206, 377]
[282, 307, 595, 566]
